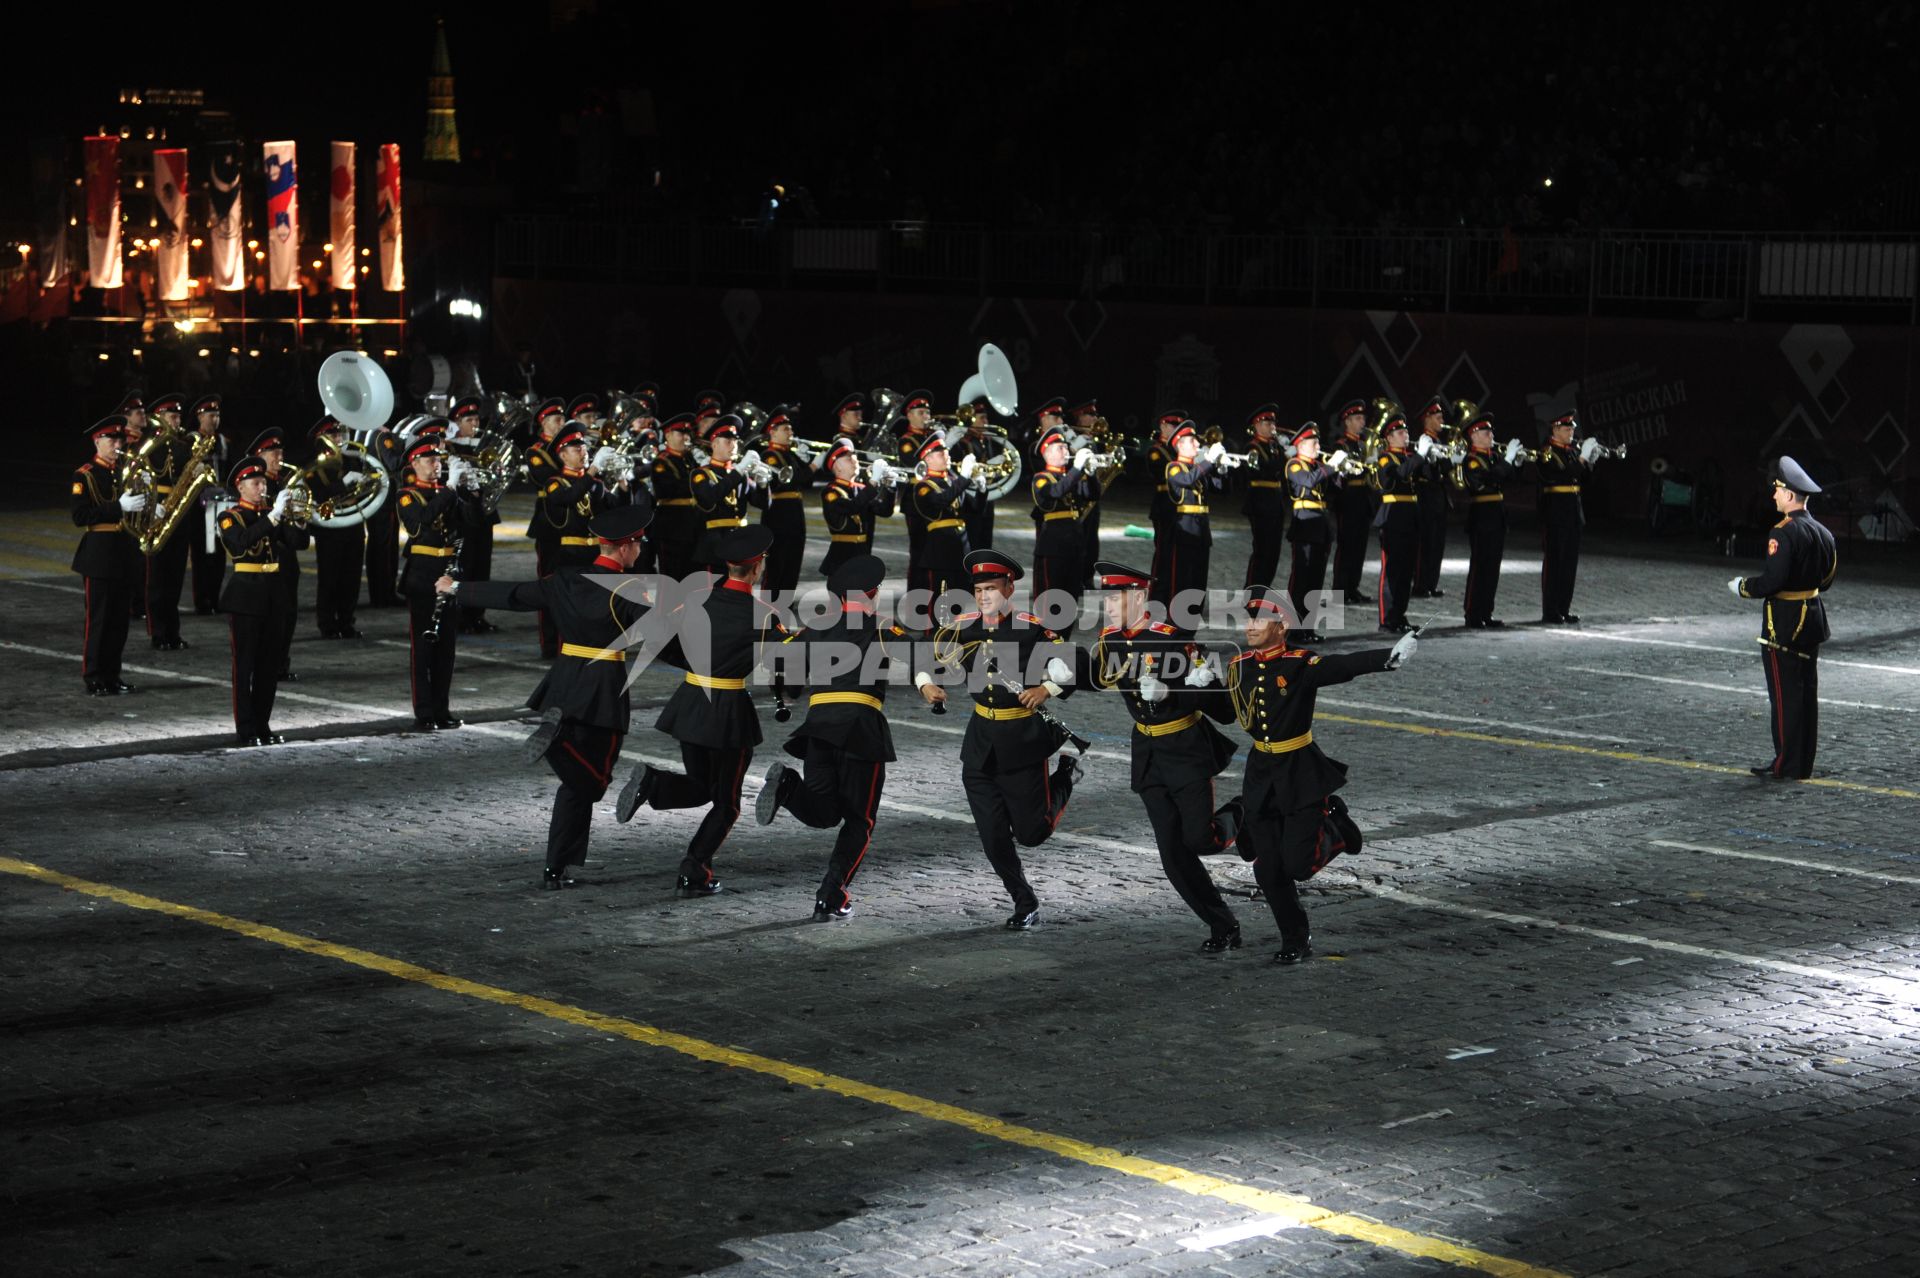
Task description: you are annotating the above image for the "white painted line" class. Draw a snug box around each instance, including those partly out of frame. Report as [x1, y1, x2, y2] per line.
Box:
[1537, 627, 1920, 677]
[1446, 1046, 1496, 1061]
[1650, 839, 1920, 886]
[1380, 1108, 1453, 1129]
[1178, 1215, 1309, 1250]
[1611, 957, 1643, 966]
[1318, 697, 1637, 743]
[8, 580, 83, 596]
[1568, 666, 1920, 714]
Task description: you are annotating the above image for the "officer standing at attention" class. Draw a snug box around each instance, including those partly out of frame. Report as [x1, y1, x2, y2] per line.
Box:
[396, 438, 489, 731]
[1283, 422, 1344, 643]
[1241, 404, 1290, 591]
[71, 416, 142, 696]
[1330, 399, 1375, 606]
[217, 455, 301, 745]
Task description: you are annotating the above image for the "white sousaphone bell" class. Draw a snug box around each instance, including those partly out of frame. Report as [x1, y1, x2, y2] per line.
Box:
[306, 351, 397, 529]
[950, 342, 1025, 502]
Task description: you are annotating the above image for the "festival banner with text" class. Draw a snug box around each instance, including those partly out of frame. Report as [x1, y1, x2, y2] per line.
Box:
[262, 140, 299, 290]
[83, 135, 122, 289]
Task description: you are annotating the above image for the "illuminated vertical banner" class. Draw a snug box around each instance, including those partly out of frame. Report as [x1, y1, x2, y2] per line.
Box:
[376, 143, 404, 291]
[262, 140, 299, 290]
[209, 144, 245, 291]
[84, 135, 123, 289]
[153, 147, 190, 301]
[329, 141, 356, 290]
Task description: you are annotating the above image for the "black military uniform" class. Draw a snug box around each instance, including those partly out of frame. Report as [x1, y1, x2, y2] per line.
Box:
[1537, 414, 1589, 624]
[523, 397, 570, 655]
[139, 393, 196, 650]
[1372, 422, 1424, 632]
[758, 407, 810, 597]
[1069, 399, 1105, 589]
[187, 395, 231, 616]
[1029, 425, 1100, 637]
[537, 423, 628, 571]
[618, 525, 786, 896]
[1459, 416, 1521, 628]
[828, 392, 868, 466]
[1091, 562, 1244, 950]
[1159, 422, 1230, 635]
[1225, 587, 1409, 963]
[1734, 457, 1839, 781]
[218, 455, 301, 745]
[758, 554, 909, 919]
[947, 410, 999, 551]
[691, 416, 764, 570]
[917, 550, 1083, 928]
[248, 430, 307, 681]
[71, 417, 138, 695]
[893, 390, 935, 594]
[1144, 411, 1182, 607]
[651, 415, 701, 581]
[458, 503, 658, 887]
[304, 415, 366, 639]
[1284, 422, 1337, 642]
[909, 435, 981, 601]
[364, 405, 412, 611]
[818, 440, 894, 575]
[1242, 404, 1289, 591]
[446, 397, 501, 634]
[1412, 398, 1452, 599]
[115, 393, 150, 622]
[1330, 400, 1375, 603]
[397, 439, 489, 729]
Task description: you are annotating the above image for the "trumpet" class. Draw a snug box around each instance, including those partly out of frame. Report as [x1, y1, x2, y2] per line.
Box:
[856, 456, 899, 489]
[276, 464, 315, 529]
[1583, 440, 1629, 462]
[737, 448, 786, 487]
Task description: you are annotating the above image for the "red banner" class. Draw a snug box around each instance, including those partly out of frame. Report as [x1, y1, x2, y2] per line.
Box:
[376, 143, 403, 291]
[153, 147, 189, 301]
[83, 136, 121, 289]
[330, 141, 356, 291]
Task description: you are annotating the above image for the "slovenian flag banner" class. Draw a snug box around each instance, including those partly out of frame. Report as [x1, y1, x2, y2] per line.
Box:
[154, 147, 190, 301]
[330, 141, 356, 290]
[262, 140, 299, 290]
[84, 135, 123, 290]
[377, 143, 404, 291]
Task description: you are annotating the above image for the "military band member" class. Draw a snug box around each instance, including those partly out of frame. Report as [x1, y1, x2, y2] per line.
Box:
[117, 393, 150, 621]
[1372, 416, 1423, 633]
[1284, 422, 1341, 643]
[71, 416, 141, 696]
[443, 502, 656, 888]
[538, 423, 629, 571]
[692, 416, 763, 570]
[446, 397, 500, 634]
[650, 414, 701, 581]
[758, 406, 810, 598]
[1412, 397, 1452, 599]
[218, 454, 302, 745]
[893, 389, 936, 596]
[617, 525, 786, 897]
[397, 438, 488, 730]
[832, 392, 866, 446]
[1029, 423, 1100, 637]
[692, 389, 725, 446]
[1537, 412, 1597, 625]
[523, 397, 570, 656]
[1144, 410, 1182, 605]
[523, 397, 568, 485]
[915, 550, 1083, 928]
[1729, 457, 1838, 781]
[1221, 585, 1417, 964]
[1160, 421, 1232, 635]
[1091, 561, 1244, 951]
[818, 440, 895, 576]
[251, 429, 304, 680]
[949, 396, 1000, 551]
[1068, 399, 1104, 588]
[187, 395, 231, 616]
[1459, 414, 1525, 629]
[363, 410, 404, 611]
[139, 392, 195, 650]
[1330, 398, 1375, 604]
[304, 415, 367, 640]
[567, 392, 604, 436]
[756, 553, 908, 919]
[1242, 403, 1289, 591]
[909, 434, 981, 603]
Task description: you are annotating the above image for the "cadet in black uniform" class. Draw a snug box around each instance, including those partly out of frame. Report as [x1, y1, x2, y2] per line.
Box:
[523, 397, 569, 656]
[188, 395, 231, 616]
[1028, 424, 1100, 637]
[1459, 414, 1525, 628]
[217, 455, 302, 745]
[1222, 586, 1417, 964]
[650, 414, 700, 582]
[139, 393, 195, 650]
[1537, 412, 1592, 624]
[617, 525, 786, 896]
[537, 423, 630, 570]
[890, 390, 936, 595]
[1144, 411, 1182, 612]
[830, 392, 867, 456]
[1241, 404, 1289, 591]
[758, 407, 810, 598]
[1161, 421, 1232, 635]
[305, 415, 367, 639]
[116, 393, 150, 622]
[915, 549, 1084, 929]
[1330, 399, 1374, 604]
[1069, 399, 1105, 589]
[1284, 422, 1342, 642]
[446, 397, 501, 634]
[71, 417, 141, 695]
[396, 438, 489, 730]
[909, 434, 982, 605]
[691, 416, 764, 571]
[1091, 561, 1245, 952]
[567, 392, 604, 437]
[1411, 397, 1452, 599]
[1372, 416, 1423, 633]
[445, 502, 657, 888]
[818, 440, 896, 576]
[250, 430, 305, 680]
[757, 553, 909, 919]
[1730, 456, 1839, 781]
[949, 398, 1003, 551]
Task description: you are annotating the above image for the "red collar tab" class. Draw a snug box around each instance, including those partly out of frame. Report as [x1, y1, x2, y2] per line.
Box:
[718, 576, 755, 594]
[592, 554, 625, 571]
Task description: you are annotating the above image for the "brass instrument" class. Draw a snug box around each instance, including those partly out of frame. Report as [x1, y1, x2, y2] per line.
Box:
[738, 448, 782, 487]
[1585, 440, 1629, 462]
[469, 434, 523, 510]
[491, 390, 531, 437]
[1072, 414, 1130, 489]
[124, 428, 219, 555]
[277, 464, 315, 529]
[1440, 399, 1479, 491]
[855, 455, 900, 489]
[730, 401, 769, 436]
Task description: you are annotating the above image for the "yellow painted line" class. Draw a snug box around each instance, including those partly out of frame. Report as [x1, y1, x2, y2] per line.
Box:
[0, 855, 1564, 1278]
[1319, 713, 1920, 801]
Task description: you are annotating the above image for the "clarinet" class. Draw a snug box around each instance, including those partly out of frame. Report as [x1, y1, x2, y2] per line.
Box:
[424, 530, 464, 641]
[987, 657, 1090, 755]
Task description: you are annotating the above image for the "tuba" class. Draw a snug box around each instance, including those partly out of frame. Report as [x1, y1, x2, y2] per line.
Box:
[314, 350, 398, 526]
[125, 427, 220, 555]
[1443, 399, 1479, 489]
[952, 343, 1025, 501]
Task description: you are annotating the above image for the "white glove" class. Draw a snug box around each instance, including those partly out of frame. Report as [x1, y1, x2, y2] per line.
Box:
[1137, 673, 1168, 704]
[1387, 632, 1418, 669]
[1203, 441, 1227, 465]
[1327, 448, 1350, 471]
[957, 454, 978, 480]
[1073, 448, 1095, 472]
[340, 470, 366, 486]
[1503, 438, 1527, 465]
[791, 441, 815, 464]
[1727, 577, 1744, 598]
[1579, 437, 1604, 463]
[1185, 657, 1218, 688]
[1283, 441, 1298, 460]
[268, 488, 294, 523]
[868, 458, 894, 486]
[740, 448, 761, 471]
[117, 491, 149, 513]
[1415, 433, 1436, 459]
[1046, 657, 1074, 686]
[943, 424, 967, 448]
[590, 446, 620, 474]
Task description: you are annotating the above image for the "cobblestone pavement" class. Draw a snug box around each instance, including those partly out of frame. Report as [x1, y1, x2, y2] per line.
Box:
[4, 493, 1919, 1277]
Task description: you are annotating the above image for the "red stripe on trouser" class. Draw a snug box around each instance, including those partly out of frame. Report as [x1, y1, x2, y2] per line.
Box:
[1042, 758, 1062, 833]
[560, 740, 610, 788]
[1767, 649, 1785, 776]
[145, 556, 156, 638]
[408, 624, 419, 715]
[838, 761, 883, 898]
[82, 578, 94, 680]
[1378, 548, 1387, 625]
[229, 617, 239, 730]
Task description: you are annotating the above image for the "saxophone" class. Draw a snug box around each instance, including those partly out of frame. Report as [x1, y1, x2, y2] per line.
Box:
[127, 429, 219, 555]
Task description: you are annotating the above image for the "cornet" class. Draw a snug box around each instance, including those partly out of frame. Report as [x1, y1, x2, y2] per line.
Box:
[1582, 440, 1629, 462]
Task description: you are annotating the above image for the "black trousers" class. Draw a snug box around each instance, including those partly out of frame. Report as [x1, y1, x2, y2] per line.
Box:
[365, 506, 400, 606]
[1148, 521, 1174, 611]
[274, 554, 300, 675]
[81, 575, 131, 687]
[1761, 647, 1821, 779]
[1156, 539, 1210, 635]
[144, 530, 190, 645]
[1243, 802, 1320, 947]
[530, 540, 560, 659]
[313, 524, 365, 636]
[918, 533, 967, 602]
[1287, 531, 1331, 633]
[649, 741, 754, 886]
[458, 529, 494, 628]
[1140, 778, 1238, 933]
[1079, 504, 1102, 587]
[779, 739, 886, 910]
[964, 504, 994, 553]
[656, 538, 696, 586]
[1540, 503, 1582, 619]
[762, 508, 806, 598]
[227, 609, 286, 738]
[1031, 552, 1084, 639]
[1377, 518, 1418, 628]
[1245, 513, 1285, 591]
[544, 721, 622, 871]
[190, 508, 224, 613]
[1333, 488, 1374, 593]
[1413, 492, 1448, 594]
[961, 756, 1074, 909]
[1462, 504, 1506, 624]
[405, 592, 459, 721]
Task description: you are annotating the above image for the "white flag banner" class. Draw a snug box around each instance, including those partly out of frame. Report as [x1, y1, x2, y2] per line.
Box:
[154, 147, 190, 301]
[262, 140, 299, 291]
[209, 145, 245, 291]
[84, 135, 122, 290]
[376, 143, 404, 291]
[329, 141, 356, 290]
